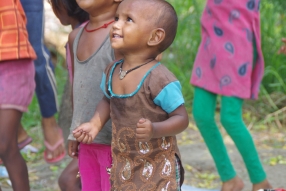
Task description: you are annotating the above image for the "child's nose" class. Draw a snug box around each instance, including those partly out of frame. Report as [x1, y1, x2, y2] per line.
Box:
[112, 20, 121, 30]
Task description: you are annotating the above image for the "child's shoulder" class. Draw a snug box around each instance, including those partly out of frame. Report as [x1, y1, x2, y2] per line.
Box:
[150, 63, 178, 82]
[145, 63, 182, 100]
[144, 62, 180, 93]
[68, 27, 82, 44]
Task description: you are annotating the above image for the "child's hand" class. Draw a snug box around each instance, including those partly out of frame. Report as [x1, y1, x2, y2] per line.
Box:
[73, 122, 99, 144]
[278, 38, 286, 55]
[68, 140, 79, 158]
[136, 118, 154, 142]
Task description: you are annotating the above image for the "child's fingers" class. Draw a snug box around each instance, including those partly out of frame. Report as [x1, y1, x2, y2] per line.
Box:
[76, 132, 87, 142]
[73, 128, 83, 134]
[138, 118, 146, 124]
[87, 135, 93, 143]
[81, 133, 91, 144]
[136, 122, 144, 129]
[73, 130, 82, 138]
[136, 134, 148, 142]
[136, 126, 146, 135]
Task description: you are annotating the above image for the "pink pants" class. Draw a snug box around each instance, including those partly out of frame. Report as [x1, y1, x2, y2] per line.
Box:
[79, 143, 112, 191]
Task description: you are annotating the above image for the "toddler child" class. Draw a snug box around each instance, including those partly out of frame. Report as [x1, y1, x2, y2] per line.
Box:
[0, 0, 36, 190]
[67, 0, 122, 190]
[190, 0, 272, 190]
[73, 0, 189, 190]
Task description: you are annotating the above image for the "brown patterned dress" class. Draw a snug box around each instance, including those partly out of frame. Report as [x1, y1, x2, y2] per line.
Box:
[101, 60, 185, 191]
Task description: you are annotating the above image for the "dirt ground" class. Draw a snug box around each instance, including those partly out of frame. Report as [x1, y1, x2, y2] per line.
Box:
[179, 125, 286, 190]
[1, 120, 286, 191]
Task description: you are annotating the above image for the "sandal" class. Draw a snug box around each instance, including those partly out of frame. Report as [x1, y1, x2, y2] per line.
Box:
[18, 136, 33, 150]
[43, 128, 66, 164]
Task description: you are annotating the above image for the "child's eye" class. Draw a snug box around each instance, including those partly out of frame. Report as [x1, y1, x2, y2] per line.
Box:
[114, 16, 119, 21]
[127, 17, 133, 22]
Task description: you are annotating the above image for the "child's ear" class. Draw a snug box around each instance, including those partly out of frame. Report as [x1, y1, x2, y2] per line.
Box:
[147, 28, 165, 47]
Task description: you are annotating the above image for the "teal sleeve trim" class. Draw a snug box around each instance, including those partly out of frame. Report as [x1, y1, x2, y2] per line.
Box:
[153, 81, 185, 113]
[100, 73, 110, 99]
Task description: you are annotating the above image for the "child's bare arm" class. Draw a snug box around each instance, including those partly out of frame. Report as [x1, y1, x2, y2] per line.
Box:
[67, 27, 81, 110]
[73, 96, 111, 143]
[68, 28, 81, 84]
[136, 105, 189, 142]
[278, 38, 286, 55]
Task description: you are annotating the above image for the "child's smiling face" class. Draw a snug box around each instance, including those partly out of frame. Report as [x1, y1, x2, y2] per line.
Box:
[110, 0, 155, 53]
[76, 0, 112, 14]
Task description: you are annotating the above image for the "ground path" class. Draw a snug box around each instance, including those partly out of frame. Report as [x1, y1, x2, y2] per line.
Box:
[1, 123, 286, 191]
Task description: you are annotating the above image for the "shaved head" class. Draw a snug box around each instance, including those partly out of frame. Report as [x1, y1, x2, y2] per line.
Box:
[125, 0, 178, 52]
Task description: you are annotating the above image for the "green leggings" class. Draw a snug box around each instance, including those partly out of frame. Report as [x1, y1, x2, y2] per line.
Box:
[192, 87, 266, 183]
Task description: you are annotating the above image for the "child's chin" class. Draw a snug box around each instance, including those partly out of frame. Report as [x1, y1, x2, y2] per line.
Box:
[111, 44, 122, 50]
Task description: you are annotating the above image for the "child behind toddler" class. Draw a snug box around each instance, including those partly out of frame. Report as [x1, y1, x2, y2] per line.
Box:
[48, 0, 89, 190]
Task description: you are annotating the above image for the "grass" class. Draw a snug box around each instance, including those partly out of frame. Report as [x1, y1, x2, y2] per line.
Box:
[22, 0, 286, 133]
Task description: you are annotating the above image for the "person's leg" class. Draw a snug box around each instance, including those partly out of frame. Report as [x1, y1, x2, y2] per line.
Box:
[79, 143, 112, 191]
[42, 116, 65, 162]
[192, 87, 244, 191]
[20, 0, 65, 162]
[79, 144, 101, 191]
[98, 145, 112, 191]
[17, 124, 33, 150]
[0, 109, 30, 191]
[18, 124, 29, 143]
[220, 96, 271, 190]
[58, 158, 81, 191]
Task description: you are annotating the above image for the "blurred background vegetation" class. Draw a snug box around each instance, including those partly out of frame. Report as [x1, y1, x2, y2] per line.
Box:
[163, 0, 286, 130]
[22, 0, 286, 135]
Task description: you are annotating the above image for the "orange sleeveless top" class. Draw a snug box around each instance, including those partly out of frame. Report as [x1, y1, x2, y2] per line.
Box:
[0, 0, 36, 61]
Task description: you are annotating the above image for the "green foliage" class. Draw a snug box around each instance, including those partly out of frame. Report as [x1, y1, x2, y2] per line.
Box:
[22, 0, 286, 129]
[267, 155, 286, 166]
[163, 0, 204, 113]
[260, 1, 286, 98]
[163, 0, 286, 114]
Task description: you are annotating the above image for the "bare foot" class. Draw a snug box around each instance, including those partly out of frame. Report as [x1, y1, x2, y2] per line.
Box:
[18, 124, 29, 143]
[221, 176, 244, 191]
[252, 179, 272, 191]
[42, 116, 65, 162]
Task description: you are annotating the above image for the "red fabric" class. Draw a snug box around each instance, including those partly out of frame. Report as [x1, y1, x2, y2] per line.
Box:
[0, 0, 36, 61]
